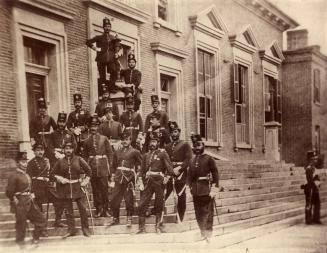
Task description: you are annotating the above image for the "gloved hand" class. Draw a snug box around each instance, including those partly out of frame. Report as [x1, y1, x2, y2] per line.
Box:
[100, 116, 107, 122]
[30, 138, 36, 146]
[163, 176, 170, 185]
[136, 177, 144, 191]
[108, 174, 115, 188]
[73, 127, 81, 135]
[55, 175, 68, 184]
[173, 166, 181, 176]
[55, 151, 65, 159]
[80, 176, 90, 187]
[209, 186, 220, 199]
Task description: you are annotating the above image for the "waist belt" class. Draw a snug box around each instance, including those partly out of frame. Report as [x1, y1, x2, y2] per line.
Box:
[197, 176, 209, 181]
[54, 148, 63, 152]
[117, 166, 133, 171]
[15, 191, 31, 196]
[32, 177, 49, 181]
[125, 126, 139, 130]
[110, 139, 120, 143]
[64, 178, 80, 184]
[89, 155, 107, 159]
[38, 131, 51, 135]
[148, 171, 164, 177]
[173, 162, 183, 166]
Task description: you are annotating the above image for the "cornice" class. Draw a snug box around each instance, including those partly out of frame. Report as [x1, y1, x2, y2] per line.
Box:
[84, 0, 150, 24]
[150, 42, 188, 59]
[189, 15, 225, 40]
[229, 35, 257, 54]
[259, 50, 282, 65]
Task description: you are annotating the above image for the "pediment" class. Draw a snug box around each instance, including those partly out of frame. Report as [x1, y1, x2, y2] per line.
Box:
[229, 25, 260, 54]
[259, 40, 284, 65]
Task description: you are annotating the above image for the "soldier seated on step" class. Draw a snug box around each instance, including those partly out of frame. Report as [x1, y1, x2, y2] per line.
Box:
[6, 151, 47, 247]
[303, 150, 322, 225]
[108, 130, 142, 227]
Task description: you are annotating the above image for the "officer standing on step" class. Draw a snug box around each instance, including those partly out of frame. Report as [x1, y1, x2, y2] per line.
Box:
[137, 132, 173, 234]
[83, 114, 113, 218]
[95, 85, 113, 121]
[51, 141, 92, 238]
[164, 121, 192, 222]
[27, 142, 64, 228]
[144, 95, 169, 131]
[67, 93, 91, 157]
[304, 150, 322, 225]
[6, 151, 47, 247]
[187, 134, 220, 242]
[109, 130, 142, 227]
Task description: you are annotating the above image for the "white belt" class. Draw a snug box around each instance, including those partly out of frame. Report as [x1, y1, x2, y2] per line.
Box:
[117, 166, 133, 171]
[148, 171, 164, 177]
[173, 162, 183, 166]
[32, 177, 49, 181]
[197, 176, 209, 180]
[125, 126, 139, 130]
[38, 132, 51, 135]
[89, 155, 107, 159]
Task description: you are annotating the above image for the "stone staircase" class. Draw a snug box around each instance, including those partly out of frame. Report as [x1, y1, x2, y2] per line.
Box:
[0, 160, 326, 243]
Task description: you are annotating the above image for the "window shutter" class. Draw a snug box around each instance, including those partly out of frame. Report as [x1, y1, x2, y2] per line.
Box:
[276, 79, 282, 123]
[233, 63, 240, 103]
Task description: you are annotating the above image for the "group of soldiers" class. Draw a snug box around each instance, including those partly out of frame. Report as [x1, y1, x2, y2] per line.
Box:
[6, 92, 221, 248]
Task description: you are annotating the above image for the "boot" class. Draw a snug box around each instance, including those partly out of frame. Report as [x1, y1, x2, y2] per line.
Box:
[126, 216, 132, 227]
[155, 214, 163, 234]
[54, 219, 66, 228]
[82, 227, 92, 237]
[136, 217, 146, 234]
[94, 208, 101, 218]
[108, 217, 120, 226]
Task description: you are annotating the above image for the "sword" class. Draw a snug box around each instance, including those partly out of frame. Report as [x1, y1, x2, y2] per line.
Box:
[81, 186, 95, 234]
[212, 198, 220, 225]
[172, 178, 181, 224]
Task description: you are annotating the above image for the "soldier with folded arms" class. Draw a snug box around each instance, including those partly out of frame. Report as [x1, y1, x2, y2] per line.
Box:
[6, 151, 47, 247]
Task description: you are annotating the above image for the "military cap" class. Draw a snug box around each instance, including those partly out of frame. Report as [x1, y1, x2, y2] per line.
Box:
[73, 93, 82, 103]
[103, 17, 111, 27]
[37, 97, 47, 109]
[63, 141, 74, 148]
[149, 111, 161, 120]
[307, 150, 318, 160]
[90, 114, 100, 126]
[191, 133, 202, 144]
[16, 151, 28, 162]
[151, 95, 159, 103]
[57, 112, 67, 123]
[127, 52, 136, 62]
[121, 130, 132, 140]
[32, 141, 45, 151]
[149, 131, 160, 141]
[168, 121, 180, 132]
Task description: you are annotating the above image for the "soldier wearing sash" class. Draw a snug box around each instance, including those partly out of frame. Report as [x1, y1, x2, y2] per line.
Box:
[187, 134, 220, 242]
[144, 95, 169, 131]
[109, 130, 142, 226]
[164, 121, 192, 221]
[83, 114, 114, 217]
[119, 96, 143, 148]
[137, 132, 173, 234]
[66, 93, 91, 157]
[6, 151, 46, 246]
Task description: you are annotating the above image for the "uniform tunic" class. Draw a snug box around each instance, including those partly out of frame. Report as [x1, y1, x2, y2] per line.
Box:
[119, 110, 143, 146]
[144, 110, 169, 132]
[29, 115, 57, 149]
[143, 126, 171, 153]
[67, 109, 91, 141]
[120, 68, 142, 110]
[98, 119, 122, 140]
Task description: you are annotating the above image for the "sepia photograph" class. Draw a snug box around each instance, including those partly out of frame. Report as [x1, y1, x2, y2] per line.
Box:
[0, 0, 326, 252]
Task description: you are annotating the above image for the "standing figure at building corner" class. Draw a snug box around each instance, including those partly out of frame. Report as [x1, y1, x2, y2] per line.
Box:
[86, 17, 123, 93]
[187, 134, 220, 243]
[144, 95, 169, 131]
[67, 93, 91, 157]
[29, 97, 57, 158]
[120, 52, 142, 111]
[303, 150, 322, 225]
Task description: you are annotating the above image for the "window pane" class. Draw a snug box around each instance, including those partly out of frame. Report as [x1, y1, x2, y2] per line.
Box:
[207, 98, 211, 118]
[160, 75, 169, 92]
[199, 97, 205, 114]
[161, 98, 169, 116]
[236, 104, 242, 123]
[200, 118, 206, 138]
[23, 37, 48, 66]
[158, 0, 168, 20]
[26, 73, 45, 123]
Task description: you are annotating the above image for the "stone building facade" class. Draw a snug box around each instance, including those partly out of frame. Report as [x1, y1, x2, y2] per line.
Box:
[0, 0, 298, 168]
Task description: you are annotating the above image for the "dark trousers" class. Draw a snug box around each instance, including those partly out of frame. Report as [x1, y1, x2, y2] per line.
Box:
[91, 177, 109, 212]
[165, 178, 186, 221]
[15, 198, 46, 243]
[193, 195, 214, 238]
[110, 182, 134, 218]
[304, 184, 321, 224]
[62, 197, 89, 234]
[138, 178, 165, 217]
[97, 61, 120, 85]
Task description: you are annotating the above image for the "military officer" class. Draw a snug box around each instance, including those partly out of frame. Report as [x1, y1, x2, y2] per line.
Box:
[83, 114, 113, 217]
[6, 151, 47, 247]
[86, 17, 122, 88]
[51, 141, 92, 238]
[29, 97, 57, 158]
[50, 112, 77, 167]
[109, 130, 142, 227]
[164, 121, 192, 222]
[304, 150, 321, 224]
[119, 96, 143, 148]
[187, 134, 220, 242]
[27, 142, 64, 228]
[98, 102, 122, 150]
[120, 52, 142, 111]
[144, 95, 169, 131]
[143, 112, 170, 153]
[66, 93, 91, 157]
[137, 132, 173, 234]
[95, 85, 114, 121]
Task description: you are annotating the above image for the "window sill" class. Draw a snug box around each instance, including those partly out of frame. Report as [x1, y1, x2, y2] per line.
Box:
[203, 141, 223, 150]
[234, 143, 254, 152]
[153, 18, 181, 37]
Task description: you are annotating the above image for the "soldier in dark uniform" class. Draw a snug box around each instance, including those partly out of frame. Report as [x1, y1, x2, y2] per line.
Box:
[164, 121, 192, 222]
[119, 96, 143, 148]
[51, 141, 92, 238]
[66, 93, 91, 157]
[83, 114, 113, 218]
[95, 85, 114, 121]
[98, 102, 122, 150]
[109, 130, 142, 227]
[86, 17, 122, 89]
[50, 112, 77, 167]
[137, 132, 173, 234]
[143, 112, 170, 153]
[29, 97, 57, 158]
[187, 134, 220, 242]
[6, 151, 47, 246]
[144, 95, 169, 131]
[27, 142, 64, 228]
[120, 52, 142, 111]
[303, 150, 321, 224]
